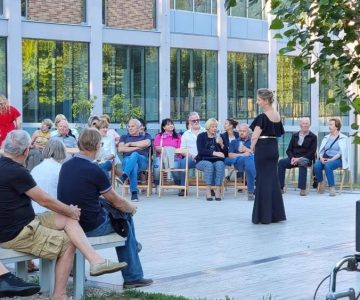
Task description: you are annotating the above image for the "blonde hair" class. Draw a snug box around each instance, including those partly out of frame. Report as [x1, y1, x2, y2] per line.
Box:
[94, 119, 109, 130]
[0, 95, 10, 114]
[204, 118, 218, 130]
[257, 88, 274, 104]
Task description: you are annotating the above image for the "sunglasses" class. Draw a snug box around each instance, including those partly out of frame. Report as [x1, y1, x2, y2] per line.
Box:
[190, 119, 200, 123]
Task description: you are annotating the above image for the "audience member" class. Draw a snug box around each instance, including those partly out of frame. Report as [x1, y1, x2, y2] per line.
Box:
[153, 118, 182, 187]
[178, 112, 205, 196]
[51, 114, 78, 140]
[57, 128, 153, 289]
[0, 95, 21, 148]
[219, 118, 239, 165]
[314, 118, 350, 196]
[0, 130, 127, 300]
[51, 120, 78, 149]
[117, 119, 151, 202]
[0, 261, 40, 297]
[100, 114, 120, 146]
[228, 124, 256, 200]
[196, 118, 227, 201]
[278, 117, 317, 196]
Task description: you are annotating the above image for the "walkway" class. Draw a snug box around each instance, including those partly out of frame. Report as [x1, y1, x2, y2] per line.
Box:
[87, 186, 360, 300]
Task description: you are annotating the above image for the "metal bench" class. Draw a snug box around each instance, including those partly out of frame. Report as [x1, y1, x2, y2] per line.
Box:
[0, 233, 126, 300]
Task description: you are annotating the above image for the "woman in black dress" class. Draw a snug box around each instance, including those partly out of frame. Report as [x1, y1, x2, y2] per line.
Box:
[250, 88, 286, 224]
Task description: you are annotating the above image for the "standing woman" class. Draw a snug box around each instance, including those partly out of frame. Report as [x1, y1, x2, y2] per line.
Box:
[0, 95, 21, 148]
[196, 118, 228, 201]
[250, 89, 286, 224]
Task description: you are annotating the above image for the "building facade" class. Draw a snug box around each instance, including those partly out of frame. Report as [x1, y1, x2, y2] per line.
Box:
[0, 0, 358, 178]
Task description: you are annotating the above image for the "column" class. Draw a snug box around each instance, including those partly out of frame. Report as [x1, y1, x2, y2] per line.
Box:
[4, 0, 22, 115]
[87, 0, 103, 116]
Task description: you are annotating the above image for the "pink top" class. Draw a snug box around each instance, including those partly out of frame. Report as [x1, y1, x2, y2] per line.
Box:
[153, 132, 181, 157]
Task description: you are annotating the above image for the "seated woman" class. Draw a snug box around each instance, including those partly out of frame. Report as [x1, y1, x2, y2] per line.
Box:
[94, 119, 116, 178]
[26, 118, 53, 170]
[219, 118, 239, 166]
[313, 118, 350, 196]
[153, 118, 182, 187]
[195, 118, 228, 201]
[31, 138, 66, 213]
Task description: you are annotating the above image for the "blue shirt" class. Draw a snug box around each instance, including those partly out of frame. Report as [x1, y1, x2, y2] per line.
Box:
[51, 134, 77, 148]
[229, 137, 251, 154]
[120, 133, 151, 158]
[57, 154, 111, 232]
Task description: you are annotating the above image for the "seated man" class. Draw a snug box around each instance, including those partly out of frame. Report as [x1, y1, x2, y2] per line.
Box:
[228, 124, 256, 201]
[178, 112, 205, 196]
[0, 261, 40, 297]
[0, 130, 126, 300]
[277, 117, 317, 196]
[57, 128, 153, 289]
[51, 119, 78, 149]
[117, 119, 151, 202]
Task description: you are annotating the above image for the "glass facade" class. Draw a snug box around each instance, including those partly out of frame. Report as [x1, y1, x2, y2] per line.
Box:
[170, 0, 217, 14]
[170, 48, 217, 122]
[0, 37, 6, 96]
[228, 0, 263, 19]
[103, 44, 159, 122]
[277, 55, 311, 126]
[227, 52, 268, 121]
[22, 39, 89, 122]
[319, 74, 349, 127]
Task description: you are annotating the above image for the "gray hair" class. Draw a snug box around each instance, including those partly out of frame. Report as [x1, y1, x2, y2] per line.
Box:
[129, 119, 141, 128]
[204, 118, 218, 130]
[299, 117, 310, 125]
[188, 112, 199, 120]
[42, 139, 66, 163]
[238, 123, 250, 131]
[3, 130, 31, 156]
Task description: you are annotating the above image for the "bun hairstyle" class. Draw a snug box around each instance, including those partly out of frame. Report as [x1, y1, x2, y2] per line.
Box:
[227, 118, 238, 129]
[257, 88, 274, 104]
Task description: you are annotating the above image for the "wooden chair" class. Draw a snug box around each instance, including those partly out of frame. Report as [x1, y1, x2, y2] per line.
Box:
[224, 165, 247, 197]
[121, 151, 152, 197]
[158, 148, 189, 197]
[335, 168, 353, 193]
[195, 169, 225, 199]
[284, 163, 313, 193]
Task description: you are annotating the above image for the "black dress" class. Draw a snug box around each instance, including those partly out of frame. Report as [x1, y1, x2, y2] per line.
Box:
[250, 113, 286, 224]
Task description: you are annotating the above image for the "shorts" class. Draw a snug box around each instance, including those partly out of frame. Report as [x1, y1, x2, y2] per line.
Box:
[1, 212, 69, 260]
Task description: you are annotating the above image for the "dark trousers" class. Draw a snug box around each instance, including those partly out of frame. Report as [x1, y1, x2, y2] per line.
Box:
[278, 158, 309, 190]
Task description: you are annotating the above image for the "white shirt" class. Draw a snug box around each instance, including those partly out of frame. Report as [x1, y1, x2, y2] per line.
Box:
[31, 158, 62, 214]
[180, 127, 205, 157]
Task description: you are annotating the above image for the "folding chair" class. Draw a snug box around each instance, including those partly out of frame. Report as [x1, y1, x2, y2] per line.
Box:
[158, 148, 189, 197]
[195, 169, 225, 199]
[285, 163, 313, 193]
[224, 165, 247, 197]
[335, 168, 353, 193]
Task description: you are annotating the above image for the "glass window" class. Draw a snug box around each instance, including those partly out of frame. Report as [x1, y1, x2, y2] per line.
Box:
[102, 0, 106, 25]
[319, 74, 349, 126]
[277, 55, 311, 126]
[229, 0, 246, 17]
[227, 52, 268, 121]
[229, 0, 263, 19]
[171, 0, 217, 14]
[81, 0, 86, 23]
[21, 0, 27, 18]
[22, 39, 89, 122]
[176, 0, 193, 11]
[0, 37, 6, 95]
[102, 44, 159, 123]
[170, 48, 217, 122]
[0, 0, 3, 15]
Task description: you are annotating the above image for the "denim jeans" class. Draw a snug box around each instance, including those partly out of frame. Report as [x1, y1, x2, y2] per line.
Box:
[277, 157, 310, 190]
[122, 152, 149, 193]
[177, 157, 197, 185]
[86, 209, 144, 282]
[233, 155, 256, 193]
[99, 160, 112, 178]
[153, 157, 182, 185]
[313, 159, 342, 187]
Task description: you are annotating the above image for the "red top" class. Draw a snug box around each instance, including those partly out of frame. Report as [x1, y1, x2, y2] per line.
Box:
[0, 106, 21, 147]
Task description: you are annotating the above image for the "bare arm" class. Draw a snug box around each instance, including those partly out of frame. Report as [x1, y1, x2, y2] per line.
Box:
[250, 126, 262, 153]
[26, 186, 80, 220]
[15, 116, 22, 129]
[102, 188, 137, 214]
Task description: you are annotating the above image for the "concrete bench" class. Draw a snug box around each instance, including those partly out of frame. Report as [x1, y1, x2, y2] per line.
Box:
[1, 233, 126, 300]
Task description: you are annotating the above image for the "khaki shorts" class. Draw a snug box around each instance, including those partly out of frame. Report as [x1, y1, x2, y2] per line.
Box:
[1, 212, 69, 260]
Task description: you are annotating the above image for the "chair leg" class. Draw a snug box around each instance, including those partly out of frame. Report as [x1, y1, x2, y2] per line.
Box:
[196, 170, 199, 199]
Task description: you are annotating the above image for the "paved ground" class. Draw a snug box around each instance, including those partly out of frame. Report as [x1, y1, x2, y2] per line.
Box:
[81, 185, 360, 300]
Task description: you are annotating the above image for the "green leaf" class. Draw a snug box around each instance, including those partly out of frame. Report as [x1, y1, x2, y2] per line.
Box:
[273, 33, 283, 39]
[351, 122, 359, 130]
[308, 77, 316, 84]
[279, 47, 296, 55]
[270, 18, 284, 30]
[326, 97, 336, 105]
[319, 0, 329, 5]
[352, 135, 360, 144]
[283, 29, 296, 37]
[293, 57, 304, 68]
[353, 97, 360, 113]
[224, 0, 237, 11]
[339, 101, 351, 113]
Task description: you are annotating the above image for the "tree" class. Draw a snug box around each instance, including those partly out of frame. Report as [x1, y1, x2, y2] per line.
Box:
[72, 96, 96, 126]
[225, 0, 360, 142]
[110, 94, 143, 128]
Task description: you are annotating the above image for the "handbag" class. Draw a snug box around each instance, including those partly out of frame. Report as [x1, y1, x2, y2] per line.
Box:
[99, 198, 129, 238]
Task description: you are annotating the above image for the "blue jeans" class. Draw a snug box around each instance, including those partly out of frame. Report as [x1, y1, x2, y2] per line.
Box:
[86, 209, 144, 282]
[233, 155, 256, 193]
[99, 160, 112, 178]
[122, 152, 149, 193]
[313, 159, 342, 187]
[177, 157, 197, 185]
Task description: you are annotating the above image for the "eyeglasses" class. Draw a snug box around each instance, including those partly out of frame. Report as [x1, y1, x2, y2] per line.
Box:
[190, 119, 200, 123]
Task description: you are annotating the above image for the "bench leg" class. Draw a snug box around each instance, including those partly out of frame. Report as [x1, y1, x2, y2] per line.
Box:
[15, 261, 27, 280]
[40, 258, 56, 294]
[73, 251, 85, 300]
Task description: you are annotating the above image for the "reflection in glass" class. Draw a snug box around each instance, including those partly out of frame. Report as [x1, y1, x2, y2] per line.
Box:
[277, 56, 310, 126]
[170, 48, 217, 122]
[229, 0, 263, 19]
[0, 37, 6, 96]
[171, 0, 217, 14]
[22, 39, 89, 123]
[103, 44, 159, 122]
[227, 52, 268, 121]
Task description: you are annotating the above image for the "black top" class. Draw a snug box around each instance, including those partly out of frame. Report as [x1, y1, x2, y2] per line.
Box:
[250, 113, 284, 137]
[286, 131, 317, 161]
[195, 131, 228, 162]
[58, 154, 111, 233]
[0, 157, 36, 243]
[220, 131, 240, 152]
